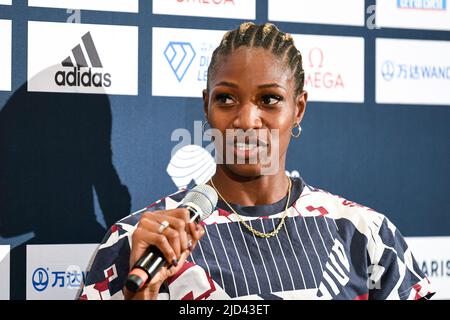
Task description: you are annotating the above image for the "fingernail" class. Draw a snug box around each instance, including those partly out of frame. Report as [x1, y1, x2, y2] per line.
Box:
[172, 258, 178, 267]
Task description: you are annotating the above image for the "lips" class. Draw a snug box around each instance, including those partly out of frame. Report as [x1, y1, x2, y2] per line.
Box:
[235, 142, 258, 151]
[229, 136, 269, 160]
[228, 136, 268, 147]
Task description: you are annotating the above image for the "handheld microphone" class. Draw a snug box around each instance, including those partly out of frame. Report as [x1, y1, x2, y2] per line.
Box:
[125, 184, 218, 293]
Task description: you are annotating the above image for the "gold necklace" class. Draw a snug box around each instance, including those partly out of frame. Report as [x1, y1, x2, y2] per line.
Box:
[209, 176, 292, 238]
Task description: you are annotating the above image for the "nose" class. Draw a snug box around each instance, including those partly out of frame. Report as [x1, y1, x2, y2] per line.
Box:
[232, 101, 262, 130]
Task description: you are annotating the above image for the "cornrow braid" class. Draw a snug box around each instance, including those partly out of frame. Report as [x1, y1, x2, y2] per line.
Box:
[207, 22, 305, 96]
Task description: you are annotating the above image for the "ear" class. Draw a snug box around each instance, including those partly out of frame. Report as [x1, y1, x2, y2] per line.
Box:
[202, 89, 209, 119]
[294, 90, 307, 124]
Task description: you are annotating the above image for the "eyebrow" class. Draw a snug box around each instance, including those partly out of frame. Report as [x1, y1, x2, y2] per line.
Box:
[214, 81, 238, 88]
[257, 83, 286, 90]
[214, 81, 286, 90]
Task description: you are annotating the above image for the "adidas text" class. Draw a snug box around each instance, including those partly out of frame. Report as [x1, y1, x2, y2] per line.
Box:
[54, 67, 112, 88]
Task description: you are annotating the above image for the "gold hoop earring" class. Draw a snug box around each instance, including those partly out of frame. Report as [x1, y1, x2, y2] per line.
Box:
[291, 123, 302, 138]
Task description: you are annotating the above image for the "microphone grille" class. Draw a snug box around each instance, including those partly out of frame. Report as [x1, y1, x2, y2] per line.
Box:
[181, 184, 218, 221]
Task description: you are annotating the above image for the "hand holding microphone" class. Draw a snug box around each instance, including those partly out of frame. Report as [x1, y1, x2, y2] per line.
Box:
[124, 185, 218, 299]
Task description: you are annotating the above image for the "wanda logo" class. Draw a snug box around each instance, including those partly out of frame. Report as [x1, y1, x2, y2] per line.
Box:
[304, 47, 344, 89]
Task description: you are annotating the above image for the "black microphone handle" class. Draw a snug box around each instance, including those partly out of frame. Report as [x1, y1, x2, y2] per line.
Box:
[125, 205, 201, 293]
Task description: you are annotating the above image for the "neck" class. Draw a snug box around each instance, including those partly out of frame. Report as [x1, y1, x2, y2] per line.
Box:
[209, 165, 290, 206]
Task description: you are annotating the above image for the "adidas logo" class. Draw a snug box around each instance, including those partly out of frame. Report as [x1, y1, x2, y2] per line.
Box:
[54, 32, 111, 88]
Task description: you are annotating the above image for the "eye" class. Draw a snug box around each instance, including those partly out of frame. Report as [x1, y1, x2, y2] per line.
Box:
[261, 94, 283, 106]
[214, 93, 235, 105]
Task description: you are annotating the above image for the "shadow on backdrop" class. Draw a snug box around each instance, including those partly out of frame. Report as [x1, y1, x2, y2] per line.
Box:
[0, 66, 131, 247]
[0, 65, 132, 299]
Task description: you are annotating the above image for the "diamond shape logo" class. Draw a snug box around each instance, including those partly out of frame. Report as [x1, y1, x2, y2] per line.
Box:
[164, 42, 196, 82]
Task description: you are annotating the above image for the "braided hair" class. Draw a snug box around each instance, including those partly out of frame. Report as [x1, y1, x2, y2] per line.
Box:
[207, 22, 305, 96]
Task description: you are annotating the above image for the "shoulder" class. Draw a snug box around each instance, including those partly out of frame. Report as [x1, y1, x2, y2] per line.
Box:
[295, 181, 406, 262]
[297, 182, 436, 299]
[297, 182, 391, 234]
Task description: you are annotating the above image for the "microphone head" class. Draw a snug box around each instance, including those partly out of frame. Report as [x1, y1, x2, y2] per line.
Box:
[181, 184, 218, 221]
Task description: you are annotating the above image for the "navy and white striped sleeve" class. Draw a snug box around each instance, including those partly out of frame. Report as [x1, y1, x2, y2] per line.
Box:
[367, 217, 434, 300]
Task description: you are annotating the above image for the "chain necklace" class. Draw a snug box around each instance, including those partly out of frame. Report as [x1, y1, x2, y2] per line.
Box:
[209, 176, 292, 238]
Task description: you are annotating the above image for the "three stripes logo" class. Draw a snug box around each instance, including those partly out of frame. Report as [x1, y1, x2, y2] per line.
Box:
[62, 32, 103, 68]
[164, 42, 196, 82]
[54, 32, 111, 88]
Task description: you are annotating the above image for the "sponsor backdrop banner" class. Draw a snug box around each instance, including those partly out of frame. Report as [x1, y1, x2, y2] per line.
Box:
[152, 27, 225, 97]
[153, 0, 256, 19]
[0, 0, 448, 299]
[28, 0, 139, 13]
[376, 38, 450, 105]
[0, 19, 11, 91]
[0, 246, 10, 300]
[28, 21, 138, 95]
[377, 0, 450, 31]
[26, 244, 98, 300]
[293, 34, 365, 103]
[269, 0, 365, 26]
[405, 237, 450, 300]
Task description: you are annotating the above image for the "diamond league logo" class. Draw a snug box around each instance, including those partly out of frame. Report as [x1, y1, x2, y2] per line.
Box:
[164, 42, 196, 82]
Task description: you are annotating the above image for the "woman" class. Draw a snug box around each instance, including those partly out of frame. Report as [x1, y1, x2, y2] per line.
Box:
[79, 22, 434, 300]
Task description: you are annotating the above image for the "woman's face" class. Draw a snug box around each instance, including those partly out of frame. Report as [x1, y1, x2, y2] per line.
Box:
[204, 46, 307, 178]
